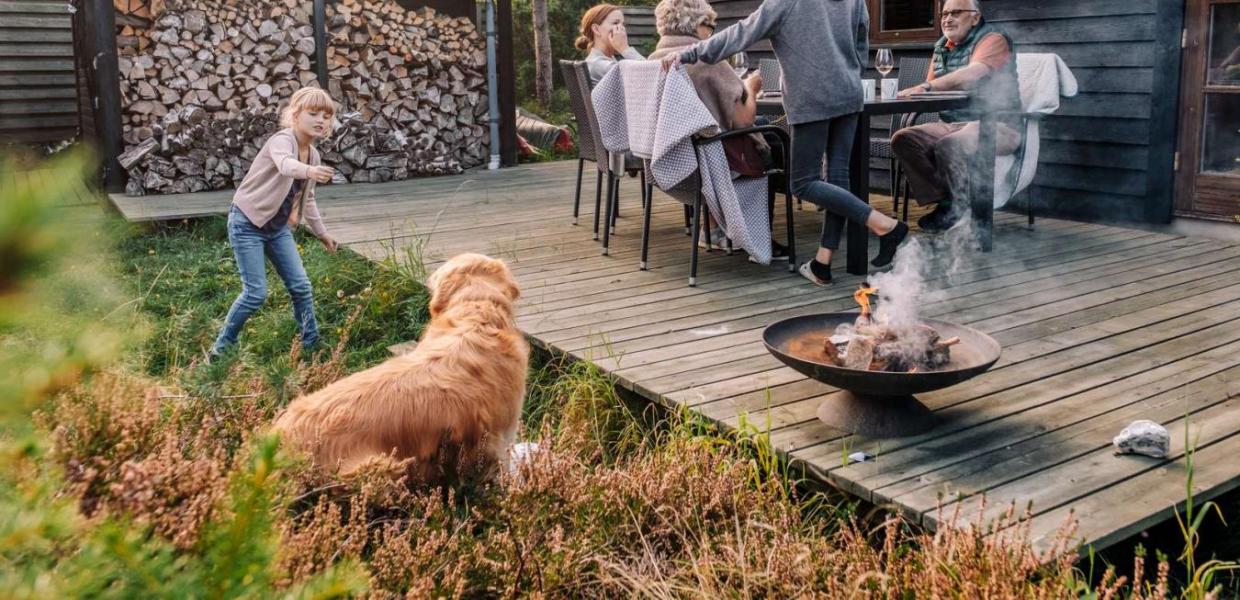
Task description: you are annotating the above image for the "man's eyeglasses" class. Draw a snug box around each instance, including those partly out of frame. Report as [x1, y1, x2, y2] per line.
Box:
[702, 21, 716, 31]
[940, 9, 977, 20]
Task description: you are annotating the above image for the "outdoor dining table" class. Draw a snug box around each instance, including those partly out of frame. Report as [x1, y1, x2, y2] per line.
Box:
[758, 93, 1000, 275]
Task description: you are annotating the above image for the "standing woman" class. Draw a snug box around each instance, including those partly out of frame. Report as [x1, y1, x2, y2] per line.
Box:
[211, 86, 339, 358]
[578, 4, 645, 86]
[661, 0, 908, 285]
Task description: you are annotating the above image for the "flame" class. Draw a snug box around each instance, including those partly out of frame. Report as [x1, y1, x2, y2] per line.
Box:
[854, 283, 877, 319]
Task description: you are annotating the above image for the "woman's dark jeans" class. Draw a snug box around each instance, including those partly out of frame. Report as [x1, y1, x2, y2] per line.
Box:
[790, 113, 873, 251]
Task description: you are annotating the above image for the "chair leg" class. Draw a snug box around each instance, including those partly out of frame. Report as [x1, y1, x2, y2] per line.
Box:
[901, 173, 911, 223]
[610, 175, 620, 233]
[684, 205, 692, 235]
[639, 170, 647, 210]
[689, 193, 703, 286]
[592, 170, 603, 240]
[602, 172, 615, 255]
[640, 179, 653, 270]
[784, 158, 796, 272]
[573, 158, 584, 225]
[702, 205, 712, 249]
[1027, 189, 1035, 229]
[889, 158, 898, 213]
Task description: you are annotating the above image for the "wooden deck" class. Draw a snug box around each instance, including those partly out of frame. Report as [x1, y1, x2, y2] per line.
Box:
[3, 165, 99, 207]
[110, 160, 1240, 556]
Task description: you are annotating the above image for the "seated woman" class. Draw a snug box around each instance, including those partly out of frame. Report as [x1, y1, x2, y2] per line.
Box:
[577, 4, 645, 86]
[649, 0, 786, 259]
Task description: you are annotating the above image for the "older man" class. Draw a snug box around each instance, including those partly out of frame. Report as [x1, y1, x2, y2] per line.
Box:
[891, 0, 1021, 232]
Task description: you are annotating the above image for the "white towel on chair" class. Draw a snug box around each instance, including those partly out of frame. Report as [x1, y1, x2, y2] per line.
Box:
[992, 53, 1078, 207]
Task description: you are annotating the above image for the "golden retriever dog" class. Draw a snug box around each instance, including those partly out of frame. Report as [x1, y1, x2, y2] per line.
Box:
[273, 253, 528, 484]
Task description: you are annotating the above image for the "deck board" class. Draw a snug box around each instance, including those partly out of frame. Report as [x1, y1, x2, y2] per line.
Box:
[109, 159, 1240, 557]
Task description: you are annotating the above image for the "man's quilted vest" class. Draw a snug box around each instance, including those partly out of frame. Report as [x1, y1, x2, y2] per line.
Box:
[932, 22, 1021, 123]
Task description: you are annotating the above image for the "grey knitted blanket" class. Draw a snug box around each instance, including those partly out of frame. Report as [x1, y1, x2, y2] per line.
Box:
[592, 61, 771, 264]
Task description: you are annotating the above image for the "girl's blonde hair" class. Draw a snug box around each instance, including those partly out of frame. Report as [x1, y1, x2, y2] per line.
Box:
[575, 4, 621, 51]
[279, 86, 336, 129]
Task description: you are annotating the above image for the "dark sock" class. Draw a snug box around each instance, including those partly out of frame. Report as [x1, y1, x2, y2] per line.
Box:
[872, 221, 909, 267]
[810, 259, 832, 281]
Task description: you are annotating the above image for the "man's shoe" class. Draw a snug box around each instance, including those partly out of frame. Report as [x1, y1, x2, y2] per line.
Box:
[916, 202, 959, 232]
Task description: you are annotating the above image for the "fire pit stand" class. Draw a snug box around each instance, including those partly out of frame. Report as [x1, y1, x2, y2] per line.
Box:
[763, 313, 1001, 438]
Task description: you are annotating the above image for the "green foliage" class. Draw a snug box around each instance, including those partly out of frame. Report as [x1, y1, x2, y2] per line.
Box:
[0, 152, 366, 599]
[114, 217, 429, 379]
[1172, 418, 1239, 599]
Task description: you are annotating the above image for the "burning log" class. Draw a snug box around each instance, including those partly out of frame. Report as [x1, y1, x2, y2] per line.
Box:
[790, 284, 959, 373]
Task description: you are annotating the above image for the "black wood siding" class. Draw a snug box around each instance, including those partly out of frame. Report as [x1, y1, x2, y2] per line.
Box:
[707, 0, 1182, 223]
[0, 0, 79, 145]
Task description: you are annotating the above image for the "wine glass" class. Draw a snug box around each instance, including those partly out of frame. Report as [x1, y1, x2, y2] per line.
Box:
[729, 51, 749, 77]
[875, 48, 894, 77]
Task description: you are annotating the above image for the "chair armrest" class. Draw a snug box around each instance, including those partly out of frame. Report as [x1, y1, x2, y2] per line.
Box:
[693, 125, 791, 153]
[689, 125, 795, 183]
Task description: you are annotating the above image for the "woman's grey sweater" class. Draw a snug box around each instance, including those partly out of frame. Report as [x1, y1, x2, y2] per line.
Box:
[679, 0, 869, 125]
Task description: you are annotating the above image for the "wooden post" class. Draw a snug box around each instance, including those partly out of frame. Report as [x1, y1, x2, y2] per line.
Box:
[84, 0, 124, 191]
[313, 0, 328, 89]
[496, 0, 518, 166]
[1144, 0, 1186, 224]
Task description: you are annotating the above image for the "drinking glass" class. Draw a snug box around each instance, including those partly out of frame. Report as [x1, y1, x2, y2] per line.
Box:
[875, 48, 894, 77]
[729, 51, 749, 77]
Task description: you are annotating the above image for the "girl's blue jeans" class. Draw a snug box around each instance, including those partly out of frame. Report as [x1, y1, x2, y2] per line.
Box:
[212, 205, 319, 354]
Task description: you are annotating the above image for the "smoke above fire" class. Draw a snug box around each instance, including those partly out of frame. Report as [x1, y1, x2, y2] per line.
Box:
[864, 209, 978, 327]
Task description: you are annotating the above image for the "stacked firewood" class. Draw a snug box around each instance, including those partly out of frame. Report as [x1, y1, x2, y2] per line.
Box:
[321, 0, 490, 183]
[115, 0, 489, 195]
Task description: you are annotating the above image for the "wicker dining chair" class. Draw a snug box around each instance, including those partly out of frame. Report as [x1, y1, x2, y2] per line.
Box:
[559, 59, 605, 233]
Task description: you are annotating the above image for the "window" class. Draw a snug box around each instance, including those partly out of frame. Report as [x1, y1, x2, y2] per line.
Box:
[867, 0, 942, 46]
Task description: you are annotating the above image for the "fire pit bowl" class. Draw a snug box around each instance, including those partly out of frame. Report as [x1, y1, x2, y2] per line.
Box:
[763, 313, 1001, 437]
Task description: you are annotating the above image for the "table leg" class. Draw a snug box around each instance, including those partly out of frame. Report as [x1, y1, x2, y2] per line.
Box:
[972, 115, 996, 252]
[847, 111, 871, 275]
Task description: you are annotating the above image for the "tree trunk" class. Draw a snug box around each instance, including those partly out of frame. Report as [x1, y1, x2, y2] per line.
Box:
[531, 0, 551, 106]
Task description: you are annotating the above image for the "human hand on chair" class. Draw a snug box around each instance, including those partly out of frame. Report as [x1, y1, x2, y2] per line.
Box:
[660, 53, 682, 72]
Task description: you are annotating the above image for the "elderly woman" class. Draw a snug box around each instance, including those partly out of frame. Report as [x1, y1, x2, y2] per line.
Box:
[649, 0, 760, 135]
[577, 4, 645, 86]
[649, 0, 787, 259]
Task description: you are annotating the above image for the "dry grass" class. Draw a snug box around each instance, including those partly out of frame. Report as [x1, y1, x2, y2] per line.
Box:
[38, 347, 1203, 598]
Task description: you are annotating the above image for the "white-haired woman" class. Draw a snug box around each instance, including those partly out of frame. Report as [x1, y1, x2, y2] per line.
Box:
[649, 0, 788, 259]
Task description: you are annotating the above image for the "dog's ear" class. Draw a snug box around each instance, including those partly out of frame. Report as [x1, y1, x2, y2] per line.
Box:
[488, 258, 520, 302]
[429, 274, 461, 317]
[428, 262, 463, 317]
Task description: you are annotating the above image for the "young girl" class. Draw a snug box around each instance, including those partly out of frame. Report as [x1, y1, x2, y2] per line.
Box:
[211, 86, 339, 358]
[577, 4, 645, 86]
